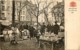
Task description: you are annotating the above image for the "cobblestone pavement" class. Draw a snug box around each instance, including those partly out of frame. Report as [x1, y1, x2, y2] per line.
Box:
[0, 38, 64, 50]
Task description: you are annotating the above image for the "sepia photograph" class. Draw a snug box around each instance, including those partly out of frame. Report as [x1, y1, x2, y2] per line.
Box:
[0, 0, 64, 50]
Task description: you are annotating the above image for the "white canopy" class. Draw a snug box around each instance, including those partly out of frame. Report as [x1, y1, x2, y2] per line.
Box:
[0, 20, 12, 26]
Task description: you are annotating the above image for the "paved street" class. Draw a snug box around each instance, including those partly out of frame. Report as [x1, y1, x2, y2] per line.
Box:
[0, 38, 40, 50]
[0, 38, 64, 50]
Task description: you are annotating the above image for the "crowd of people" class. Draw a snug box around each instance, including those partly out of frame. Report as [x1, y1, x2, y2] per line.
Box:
[0, 21, 64, 45]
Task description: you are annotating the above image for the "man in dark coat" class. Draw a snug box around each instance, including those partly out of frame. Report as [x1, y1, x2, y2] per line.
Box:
[47, 24, 51, 32]
[53, 21, 60, 35]
[40, 23, 46, 34]
[29, 26, 35, 39]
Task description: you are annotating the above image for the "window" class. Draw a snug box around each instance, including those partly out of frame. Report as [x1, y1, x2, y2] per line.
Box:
[2, 6, 5, 11]
[1, 0, 5, 4]
[7, 6, 10, 11]
[1, 13, 5, 17]
[0, 13, 6, 20]
[23, 11, 25, 15]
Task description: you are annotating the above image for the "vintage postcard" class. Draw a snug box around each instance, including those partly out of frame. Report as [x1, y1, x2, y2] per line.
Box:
[0, 0, 80, 50]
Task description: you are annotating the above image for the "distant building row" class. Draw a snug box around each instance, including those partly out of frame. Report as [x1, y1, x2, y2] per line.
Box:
[0, 0, 36, 23]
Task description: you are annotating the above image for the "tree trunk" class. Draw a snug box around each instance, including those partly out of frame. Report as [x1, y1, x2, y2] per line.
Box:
[45, 15, 49, 25]
[37, 16, 38, 29]
[18, 11, 21, 23]
[12, 0, 15, 27]
[18, 1, 21, 23]
[30, 14, 32, 25]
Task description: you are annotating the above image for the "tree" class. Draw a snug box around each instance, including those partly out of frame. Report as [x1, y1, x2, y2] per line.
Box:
[15, 1, 22, 22]
[15, 0, 30, 22]
[24, 0, 42, 29]
[26, 6, 32, 25]
[43, 0, 49, 25]
[51, 1, 64, 23]
[25, 0, 53, 28]
[0, 1, 1, 19]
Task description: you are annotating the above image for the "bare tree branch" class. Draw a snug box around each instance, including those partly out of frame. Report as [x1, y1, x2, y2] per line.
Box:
[39, 2, 53, 14]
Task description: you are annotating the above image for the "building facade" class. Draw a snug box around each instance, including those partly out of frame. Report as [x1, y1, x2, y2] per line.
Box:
[0, 0, 37, 25]
[15, 0, 31, 22]
[0, 0, 12, 20]
[15, 0, 37, 24]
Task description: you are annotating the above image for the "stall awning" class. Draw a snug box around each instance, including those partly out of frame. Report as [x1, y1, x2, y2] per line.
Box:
[0, 20, 12, 26]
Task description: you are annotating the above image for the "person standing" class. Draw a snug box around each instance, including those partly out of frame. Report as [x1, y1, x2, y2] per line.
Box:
[40, 23, 46, 35]
[10, 27, 18, 44]
[8, 27, 13, 42]
[3, 28, 8, 41]
[53, 21, 60, 35]
[29, 26, 35, 39]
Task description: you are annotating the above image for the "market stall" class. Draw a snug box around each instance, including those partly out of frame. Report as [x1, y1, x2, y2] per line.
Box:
[0, 20, 12, 41]
[39, 32, 64, 50]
